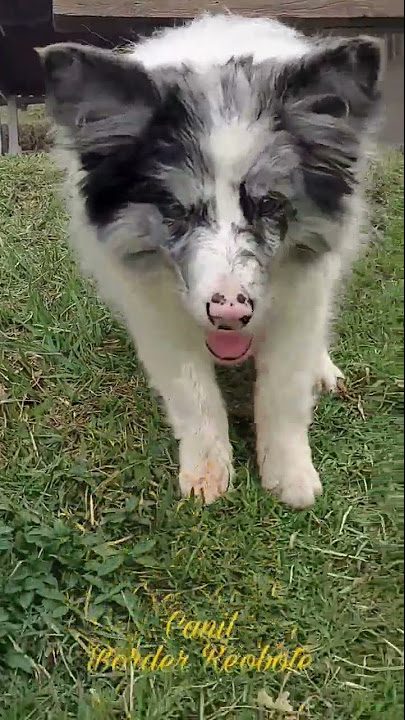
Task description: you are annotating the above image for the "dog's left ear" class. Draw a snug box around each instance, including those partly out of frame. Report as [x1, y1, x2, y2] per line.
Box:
[277, 36, 384, 122]
[36, 43, 159, 134]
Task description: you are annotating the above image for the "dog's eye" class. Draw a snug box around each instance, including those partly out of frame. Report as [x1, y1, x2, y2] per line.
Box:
[163, 204, 189, 239]
[164, 201, 208, 240]
[259, 195, 282, 216]
[259, 192, 288, 217]
[240, 183, 296, 224]
[166, 203, 187, 221]
[166, 217, 189, 240]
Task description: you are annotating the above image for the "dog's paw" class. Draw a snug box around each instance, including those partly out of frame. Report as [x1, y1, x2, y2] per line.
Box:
[276, 463, 322, 509]
[179, 437, 232, 504]
[260, 447, 322, 509]
[316, 352, 345, 394]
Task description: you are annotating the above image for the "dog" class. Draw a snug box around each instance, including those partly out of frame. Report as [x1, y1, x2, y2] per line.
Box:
[38, 14, 383, 508]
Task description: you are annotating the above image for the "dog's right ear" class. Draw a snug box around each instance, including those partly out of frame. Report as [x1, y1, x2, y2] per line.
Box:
[276, 36, 384, 124]
[36, 43, 159, 133]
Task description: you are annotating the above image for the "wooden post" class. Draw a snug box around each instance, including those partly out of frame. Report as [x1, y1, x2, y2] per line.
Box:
[7, 96, 22, 155]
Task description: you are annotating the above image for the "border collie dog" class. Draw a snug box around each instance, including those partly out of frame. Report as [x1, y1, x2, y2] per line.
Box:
[38, 14, 383, 508]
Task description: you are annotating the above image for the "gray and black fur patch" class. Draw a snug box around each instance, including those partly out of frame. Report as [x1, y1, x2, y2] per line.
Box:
[272, 36, 382, 214]
[38, 34, 382, 263]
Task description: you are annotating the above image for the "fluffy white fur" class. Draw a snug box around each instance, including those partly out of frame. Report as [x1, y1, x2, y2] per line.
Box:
[132, 14, 311, 67]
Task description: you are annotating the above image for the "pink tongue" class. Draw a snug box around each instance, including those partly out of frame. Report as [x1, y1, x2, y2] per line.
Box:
[206, 331, 252, 361]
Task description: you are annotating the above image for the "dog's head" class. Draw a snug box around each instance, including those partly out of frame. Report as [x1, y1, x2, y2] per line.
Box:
[39, 35, 382, 363]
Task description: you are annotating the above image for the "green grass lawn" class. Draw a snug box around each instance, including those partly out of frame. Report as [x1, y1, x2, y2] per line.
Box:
[0, 152, 403, 720]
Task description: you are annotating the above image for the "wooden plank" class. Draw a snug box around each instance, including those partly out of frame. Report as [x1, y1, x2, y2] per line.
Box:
[0, 95, 44, 108]
[7, 97, 22, 156]
[54, 0, 405, 21]
[53, 17, 405, 38]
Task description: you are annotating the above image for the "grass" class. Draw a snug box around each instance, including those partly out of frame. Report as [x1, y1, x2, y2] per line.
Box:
[0, 152, 403, 720]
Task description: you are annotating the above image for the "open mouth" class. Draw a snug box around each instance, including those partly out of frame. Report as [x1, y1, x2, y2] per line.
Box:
[206, 330, 253, 366]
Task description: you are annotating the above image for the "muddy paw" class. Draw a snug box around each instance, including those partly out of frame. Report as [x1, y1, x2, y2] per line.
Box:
[180, 459, 231, 504]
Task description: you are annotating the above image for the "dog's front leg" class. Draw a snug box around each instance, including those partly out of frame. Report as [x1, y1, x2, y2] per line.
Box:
[255, 258, 337, 509]
[127, 287, 232, 505]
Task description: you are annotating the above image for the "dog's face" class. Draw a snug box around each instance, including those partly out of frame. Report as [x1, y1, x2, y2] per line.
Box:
[39, 37, 381, 363]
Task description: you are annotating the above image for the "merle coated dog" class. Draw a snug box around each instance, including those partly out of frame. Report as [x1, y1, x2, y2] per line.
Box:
[38, 14, 383, 507]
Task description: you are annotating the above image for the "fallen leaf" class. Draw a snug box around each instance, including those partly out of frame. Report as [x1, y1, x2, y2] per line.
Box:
[257, 689, 295, 714]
